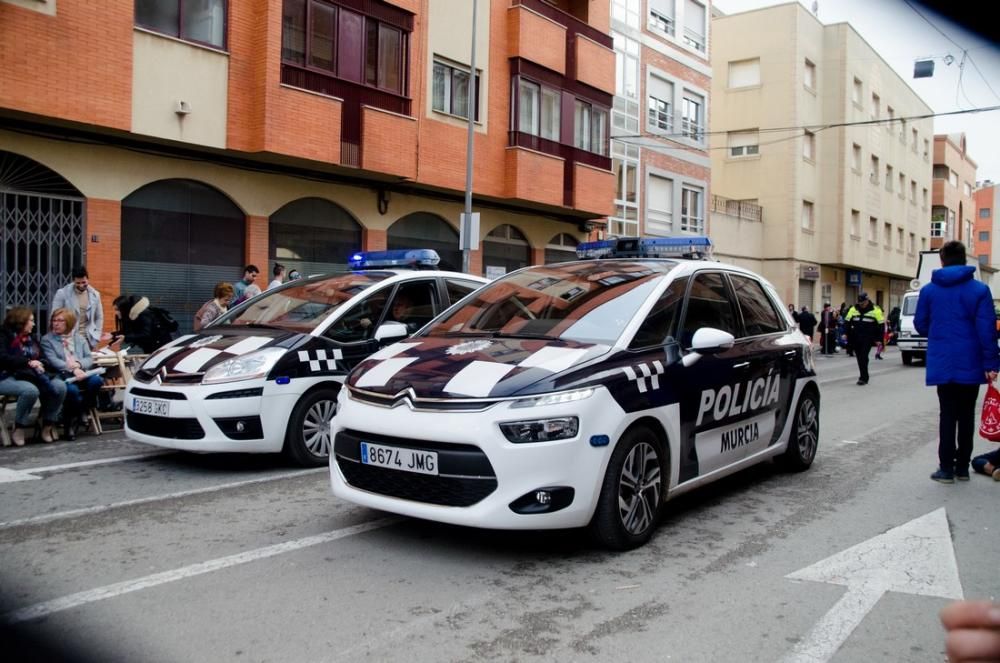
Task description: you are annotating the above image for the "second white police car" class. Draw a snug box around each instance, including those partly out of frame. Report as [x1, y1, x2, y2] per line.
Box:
[124, 250, 487, 466]
[330, 237, 821, 550]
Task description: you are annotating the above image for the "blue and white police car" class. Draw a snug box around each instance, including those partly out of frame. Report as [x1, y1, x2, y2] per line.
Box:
[329, 237, 820, 549]
[124, 250, 488, 466]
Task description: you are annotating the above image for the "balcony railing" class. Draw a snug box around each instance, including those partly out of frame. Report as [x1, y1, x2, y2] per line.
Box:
[711, 194, 763, 222]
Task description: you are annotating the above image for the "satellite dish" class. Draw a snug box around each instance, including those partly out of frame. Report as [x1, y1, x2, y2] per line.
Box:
[910, 278, 921, 290]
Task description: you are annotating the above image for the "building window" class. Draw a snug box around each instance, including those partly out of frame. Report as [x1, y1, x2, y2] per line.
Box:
[981, 208, 992, 218]
[909, 232, 916, 254]
[923, 138, 930, 159]
[870, 155, 880, 184]
[922, 187, 929, 208]
[949, 170, 958, 187]
[802, 201, 814, 231]
[574, 100, 609, 156]
[610, 140, 639, 237]
[728, 130, 759, 157]
[649, 0, 675, 35]
[885, 165, 893, 191]
[851, 209, 861, 237]
[898, 227, 904, 250]
[281, 1, 409, 96]
[681, 185, 704, 233]
[910, 180, 917, 203]
[964, 182, 972, 197]
[681, 90, 704, 142]
[803, 130, 815, 161]
[136, 0, 227, 48]
[912, 128, 919, 152]
[933, 165, 949, 179]
[898, 172, 905, 196]
[870, 92, 880, 119]
[683, 0, 707, 53]
[980, 231, 990, 242]
[728, 58, 760, 88]
[868, 216, 877, 242]
[611, 0, 641, 29]
[886, 106, 894, 130]
[647, 75, 674, 132]
[612, 32, 640, 135]
[883, 222, 891, 247]
[804, 59, 816, 89]
[852, 77, 862, 105]
[646, 174, 674, 236]
[432, 58, 480, 121]
[517, 79, 561, 141]
[979, 255, 989, 265]
[931, 206, 947, 237]
[852, 143, 862, 172]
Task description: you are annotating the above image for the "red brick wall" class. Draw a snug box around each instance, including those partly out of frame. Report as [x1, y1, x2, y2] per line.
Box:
[509, 6, 567, 76]
[362, 108, 417, 178]
[85, 198, 122, 334]
[364, 229, 388, 252]
[246, 215, 269, 272]
[0, 0, 133, 130]
[574, 163, 615, 216]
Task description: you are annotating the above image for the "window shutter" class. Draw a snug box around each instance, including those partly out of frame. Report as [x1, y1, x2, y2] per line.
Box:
[728, 59, 760, 87]
[648, 75, 673, 102]
[685, 0, 705, 37]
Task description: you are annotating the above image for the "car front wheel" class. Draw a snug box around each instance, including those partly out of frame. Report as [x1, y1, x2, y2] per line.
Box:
[284, 388, 338, 467]
[589, 426, 665, 551]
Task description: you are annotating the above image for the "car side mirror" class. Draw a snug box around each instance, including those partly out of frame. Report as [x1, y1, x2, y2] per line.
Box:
[374, 321, 408, 344]
[682, 328, 735, 367]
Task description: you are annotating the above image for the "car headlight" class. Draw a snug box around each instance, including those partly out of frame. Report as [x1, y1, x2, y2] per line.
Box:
[899, 331, 911, 338]
[202, 348, 286, 385]
[499, 417, 579, 443]
[510, 388, 594, 409]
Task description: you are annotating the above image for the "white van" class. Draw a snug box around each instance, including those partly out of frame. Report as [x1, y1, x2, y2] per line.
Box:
[897, 290, 924, 365]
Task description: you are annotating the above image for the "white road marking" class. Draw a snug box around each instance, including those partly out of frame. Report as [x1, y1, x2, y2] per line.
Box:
[3, 517, 399, 624]
[840, 440, 859, 445]
[0, 452, 173, 483]
[0, 468, 325, 530]
[0, 467, 41, 483]
[781, 508, 963, 663]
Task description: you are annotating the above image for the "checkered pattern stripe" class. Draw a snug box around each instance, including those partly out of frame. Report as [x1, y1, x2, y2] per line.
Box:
[622, 361, 665, 393]
[298, 348, 343, 372]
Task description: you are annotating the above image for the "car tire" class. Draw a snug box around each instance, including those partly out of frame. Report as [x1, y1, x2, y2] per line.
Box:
[589, 426, 665, 551]
[284, 388, 338, 467]
[901, 351, 913, 365]
[779, 390, 819, 472]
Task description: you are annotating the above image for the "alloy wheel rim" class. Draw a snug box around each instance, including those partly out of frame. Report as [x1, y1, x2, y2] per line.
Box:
[617, 442, 662, 535]
[797, 398, 819, 460]
[303, 399, 336, 457]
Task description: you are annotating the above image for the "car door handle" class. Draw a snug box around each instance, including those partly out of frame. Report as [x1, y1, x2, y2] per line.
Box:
[733, 361, 750, 369]
[784, 351, 796, 357]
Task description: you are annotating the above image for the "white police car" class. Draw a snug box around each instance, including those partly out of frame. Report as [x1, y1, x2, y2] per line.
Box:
[124, 250, 488, 466]
[329, 237, 820, 549]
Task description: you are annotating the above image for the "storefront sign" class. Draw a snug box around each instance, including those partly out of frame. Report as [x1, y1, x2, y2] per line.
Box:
[846, 270, 862, 286]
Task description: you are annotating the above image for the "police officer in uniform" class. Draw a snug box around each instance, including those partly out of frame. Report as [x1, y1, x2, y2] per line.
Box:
[844, 292, 885, 385]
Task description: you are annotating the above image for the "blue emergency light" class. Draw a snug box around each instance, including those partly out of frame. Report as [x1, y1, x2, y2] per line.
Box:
[348, 249, 441, 270]
[576, 236, 713, 260]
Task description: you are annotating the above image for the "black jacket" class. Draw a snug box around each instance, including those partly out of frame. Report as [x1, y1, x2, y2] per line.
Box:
[117, 296, 159, 354]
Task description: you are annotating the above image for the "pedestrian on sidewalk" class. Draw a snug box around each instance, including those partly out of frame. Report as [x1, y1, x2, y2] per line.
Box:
[231, 264, 259, 306]
[798, 305, 817, 345]
[818, 303, 836, 354]
[845, 292, 884, 385]
[50, 265, 112, 350]
[267, 263, 286, 291]
[193, 282, 234, 331]
[915, 240, 1000, 484]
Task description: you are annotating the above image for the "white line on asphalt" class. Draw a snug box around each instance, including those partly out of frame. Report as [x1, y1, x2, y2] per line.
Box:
[2, 517, 399, 625]
[840, 440, 859, 445]
[25, 450, 174, 474]
[0, 468, 325, 530]
[0, 467, 41, 483]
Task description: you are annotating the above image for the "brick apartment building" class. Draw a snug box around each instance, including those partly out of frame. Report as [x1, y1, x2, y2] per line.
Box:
[930, 133, 977, 251]
[0, 0, 615, 330]
[974, 180, 998, 267]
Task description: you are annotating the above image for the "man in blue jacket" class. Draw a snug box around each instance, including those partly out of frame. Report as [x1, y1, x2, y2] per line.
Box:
[915, 240, 1000, 483]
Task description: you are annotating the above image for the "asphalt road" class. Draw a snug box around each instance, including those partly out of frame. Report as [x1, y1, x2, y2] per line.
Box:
[1, 346, 997, 662]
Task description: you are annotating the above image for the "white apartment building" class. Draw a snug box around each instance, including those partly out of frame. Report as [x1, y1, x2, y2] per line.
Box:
[608, 0, 712, 239]
[709, 2, 933, 313]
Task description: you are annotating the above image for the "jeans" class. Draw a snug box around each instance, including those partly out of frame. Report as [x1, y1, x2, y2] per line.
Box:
[64, 374, 104, 420]
[0, 375, 67, 426]
[936, 383, 980, 472]
[971, 448, 1000, 474]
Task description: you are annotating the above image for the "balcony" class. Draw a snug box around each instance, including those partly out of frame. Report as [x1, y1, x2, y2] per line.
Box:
[509, 0, 613, 85]
[504, 146, 565, 208]
[572, 162, 614, 216]
[361, 106, 417, 179]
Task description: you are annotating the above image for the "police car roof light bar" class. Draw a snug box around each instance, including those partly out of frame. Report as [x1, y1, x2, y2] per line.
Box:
[576, 236, 713, 260]
[349, 249, 441, 270]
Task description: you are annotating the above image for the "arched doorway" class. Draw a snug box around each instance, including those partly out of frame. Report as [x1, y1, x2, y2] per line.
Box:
[269, 197, 362, 276]
[482, 224, 530, 276]
[121, 179, 244, 332]
[1, 151, 85, 330]
[387, 213, 461, 271]
[544, 233, 580, 264]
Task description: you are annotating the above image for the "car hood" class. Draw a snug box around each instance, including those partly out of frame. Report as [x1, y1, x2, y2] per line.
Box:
[135, 326, 301, 377]
[347, 336, 610, 399]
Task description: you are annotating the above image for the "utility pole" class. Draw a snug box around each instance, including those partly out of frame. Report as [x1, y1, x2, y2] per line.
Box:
[461, 0, 478, 274]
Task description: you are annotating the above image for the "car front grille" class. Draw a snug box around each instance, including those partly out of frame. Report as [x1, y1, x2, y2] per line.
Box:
[334, 431, 497, 507]
[126, 412, 205, 439]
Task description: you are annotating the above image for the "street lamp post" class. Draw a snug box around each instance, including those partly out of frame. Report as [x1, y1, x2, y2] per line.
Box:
[461, 0, 478, 274]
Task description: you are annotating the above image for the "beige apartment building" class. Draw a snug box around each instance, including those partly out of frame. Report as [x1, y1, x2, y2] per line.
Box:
[709, 2, 933, 313]
[931, 134, 978, 250]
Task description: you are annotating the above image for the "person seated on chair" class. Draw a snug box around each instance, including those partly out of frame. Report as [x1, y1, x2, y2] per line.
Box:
[42, 307, 104, 440]
[111, 295, 162, 354]
[389, 295, 421, 334]
[0, 307, 67, 446]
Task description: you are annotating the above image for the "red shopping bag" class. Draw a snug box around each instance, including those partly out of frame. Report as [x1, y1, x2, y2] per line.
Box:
[979, 383, 1000, 441]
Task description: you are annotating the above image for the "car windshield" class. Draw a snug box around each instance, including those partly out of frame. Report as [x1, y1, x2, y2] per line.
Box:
[901, 295, 918, 315]
[424, 260, 675, 345]
[214, 272, 391, 333]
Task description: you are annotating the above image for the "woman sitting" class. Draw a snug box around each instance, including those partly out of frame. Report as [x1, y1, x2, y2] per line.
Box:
[0, 307, 67, 445]
[41, 307, 104, 440]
